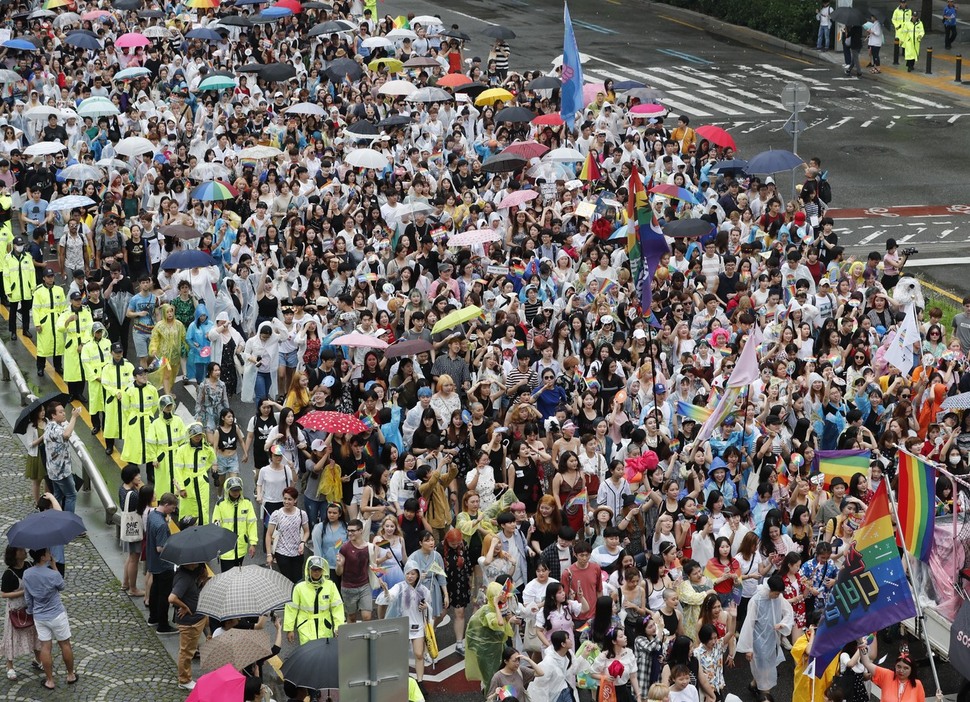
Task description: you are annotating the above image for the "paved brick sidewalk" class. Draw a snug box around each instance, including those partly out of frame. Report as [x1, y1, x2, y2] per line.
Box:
[0, 416, 184, 702]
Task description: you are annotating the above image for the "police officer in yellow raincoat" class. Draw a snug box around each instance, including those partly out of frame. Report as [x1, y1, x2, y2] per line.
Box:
[175, 422, 216, 525]
[81, 323, 112, 435]
[32, 266, 66, 377]
[283, 556, 345, 644]
[147, 395, 187, 498]
[212, 476, 258, 572]
[3, 235, 33, 337]
[120, 366, 159, 471]
[100, 342, 134, 455]
[58, 291, 93, 402]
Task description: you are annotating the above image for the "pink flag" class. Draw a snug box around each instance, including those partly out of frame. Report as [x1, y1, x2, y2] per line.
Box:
[727, 324, 764, 388]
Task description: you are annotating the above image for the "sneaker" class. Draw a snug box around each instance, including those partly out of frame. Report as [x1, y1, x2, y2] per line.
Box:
[178, 681, 196, 691]
[6, 669, 16, 680]
[424, 653, 432, 666]
[456, 642, 465, 656]
[436, 614, 451, 629]
[157, 627, 178, 635]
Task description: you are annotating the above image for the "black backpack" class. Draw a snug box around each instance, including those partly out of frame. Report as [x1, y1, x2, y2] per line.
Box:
[819, 178, 833, 204]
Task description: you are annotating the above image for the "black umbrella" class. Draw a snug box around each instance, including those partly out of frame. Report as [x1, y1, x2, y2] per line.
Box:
[345, 121, 380, 136]
[236, 62, 264, 73]
[663, 218, 716, 238]
[250, 14, 279, 24]
[384, 339, 433, 358]
[281, 638, 340, 690]
[830, 6, 866, 26]
[14, 392, 72, 435]
[217, 15, 253, 26]
[454, 81, 489, 97]
[482, 152, 527, 173]
[138, 9, 165, 17]
[309, 20, 350, 36]
[377, 114, 411, 128]
[7, 511, 86, 549]
[482, 25, 516, 40]
[67, 28, 100, 37]
[112, 0, 142, 9]
[495, 106, 536, 124]
[161, 524, 237, 565]
[326, 58, 363, 82]
[440, 28, 470, 40]
[258, 62, 297, 82]
[302, 1, 332, 8]
[528, 75, 560, 91]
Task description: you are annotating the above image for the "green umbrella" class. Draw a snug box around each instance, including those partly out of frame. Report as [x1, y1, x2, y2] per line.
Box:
[198, 74, 237, 91]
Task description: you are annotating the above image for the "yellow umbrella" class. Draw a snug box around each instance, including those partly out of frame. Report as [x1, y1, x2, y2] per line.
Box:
[431, 305, 483, 335]
[475, 88, 514, 107]
[186, 0, 218, 8]
[368, 58, 403, 74]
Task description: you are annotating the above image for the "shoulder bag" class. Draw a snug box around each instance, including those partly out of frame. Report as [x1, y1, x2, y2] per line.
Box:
[120, 491, 144, 543]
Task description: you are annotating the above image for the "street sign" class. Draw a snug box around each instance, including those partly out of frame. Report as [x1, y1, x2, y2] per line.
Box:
[783, 116, 808, 136]
[780, 81, 812, 112]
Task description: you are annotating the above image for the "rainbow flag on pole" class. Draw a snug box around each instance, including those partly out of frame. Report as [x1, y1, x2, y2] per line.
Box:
[775, 455, 789, 488]
[676, 401, 713, 424]
[896, 451, 936, 562]
[567, 489, 588, 509]
[814, 449, 871, 488]
[579, 152, 600, 182]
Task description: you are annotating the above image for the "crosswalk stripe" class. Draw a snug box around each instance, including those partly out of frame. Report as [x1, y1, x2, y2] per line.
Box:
[652, 66, 717, 89]
[696, 89, 764, 114]
[723, 87, 785, 111]
[668, 89, 742, 115]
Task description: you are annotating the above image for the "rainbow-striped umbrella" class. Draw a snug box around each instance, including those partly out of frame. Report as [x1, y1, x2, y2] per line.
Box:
[648, 183, 703, 206]
[190, 181, 239, 201]
[43, 0, 72, 9]
[186, 0, 219, 8]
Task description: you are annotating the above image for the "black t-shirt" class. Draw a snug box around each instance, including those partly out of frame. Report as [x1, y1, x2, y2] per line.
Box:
[172, 568, 205, 625]
[1, 564, 28, 593]
[401, 515, 422, 555]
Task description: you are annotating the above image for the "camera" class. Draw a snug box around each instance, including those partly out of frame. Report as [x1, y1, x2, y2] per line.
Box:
[901, 247, 918, 257]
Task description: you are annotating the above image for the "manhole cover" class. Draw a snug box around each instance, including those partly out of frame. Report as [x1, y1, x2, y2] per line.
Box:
[903, 115, 951, 128]
[845, 144, 896, 156]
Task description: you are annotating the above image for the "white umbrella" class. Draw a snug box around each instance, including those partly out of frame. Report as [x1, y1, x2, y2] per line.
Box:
[53, 12, 81, 27]
[59, 108, 78, 121]
[29, 9, 56, 19]
[545, 147, 585, 162]
[58, 164, 104, 181]
[551, 53, 592, 67]
[238, 145, 283, 159]
[47, 195, 97, 212]
[97, 157, 130, 169]
[77, 98, 119, 118]
[23, 141, 67, 157]
[378, 79, 416, 97]
[142, 26, 171, 38]
[284, 102, 326, 116]
[344, 148, 388, 170]
[25, 105, 59, 120]
[396, 201, 434, 217]
[386, 28, 417, 41]
[448, 229, 502, 246]
[190, 162, 231, 180]
[0, 69, 22, 84]
[410, 15, 444, 27]
[361, 37, 394, 50]
[407, 86, 452, 103]
[114, 136, 155, 157]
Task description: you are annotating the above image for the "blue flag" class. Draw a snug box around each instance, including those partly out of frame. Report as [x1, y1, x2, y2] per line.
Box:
[560, 2, 584, 130]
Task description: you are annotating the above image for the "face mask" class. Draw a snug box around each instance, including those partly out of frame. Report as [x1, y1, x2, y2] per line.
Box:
[14, 245, 23, 253]
[951, 455, 962, 466]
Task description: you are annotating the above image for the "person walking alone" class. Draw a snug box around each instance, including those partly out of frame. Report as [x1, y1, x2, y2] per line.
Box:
[817, 0, 834, 50]
[867, 12, 884, 73]
[23, 548, 76, 690]
[944, 0, 958, 49]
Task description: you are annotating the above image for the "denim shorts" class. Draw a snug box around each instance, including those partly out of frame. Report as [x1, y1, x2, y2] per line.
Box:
[133, 331, 152, 357]
[280, 349, 298, 368]
[216, 453, 239, 475]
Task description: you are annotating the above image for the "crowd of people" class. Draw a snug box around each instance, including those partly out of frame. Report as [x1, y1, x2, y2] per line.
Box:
[0, 0, 960, 700]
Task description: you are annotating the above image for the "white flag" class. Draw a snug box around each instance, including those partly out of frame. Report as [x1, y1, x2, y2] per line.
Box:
[884, 304, 920, 373]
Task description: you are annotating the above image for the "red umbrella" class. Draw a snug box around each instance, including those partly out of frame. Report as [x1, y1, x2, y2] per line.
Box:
[436, 73, 472, 88]
[298, 411, 368, 434]
[695, 125, 736, 150]
[532, 113, 564, 126]
[502, 141, 549, 160]
[274, 0, 302, 11]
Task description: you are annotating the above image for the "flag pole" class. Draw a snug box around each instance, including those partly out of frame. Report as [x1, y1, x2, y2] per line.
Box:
[883, 450, 942, 697]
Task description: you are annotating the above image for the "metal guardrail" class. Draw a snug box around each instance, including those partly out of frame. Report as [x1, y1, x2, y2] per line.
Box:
[0, 337, 118, 526]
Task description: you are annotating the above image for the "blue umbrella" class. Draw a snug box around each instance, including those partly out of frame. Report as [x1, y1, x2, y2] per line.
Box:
[161, 249, 222, 270]
[2, 39, 38, 51]
[64, 32, 102, 50]
[186, 27, 223, 41]
[614, 79, 645, 90]
[259, 5, 291, 16]
[7, 511, 86, 548]
[711, 158, 748, 175]
[746, 149, 804, 175]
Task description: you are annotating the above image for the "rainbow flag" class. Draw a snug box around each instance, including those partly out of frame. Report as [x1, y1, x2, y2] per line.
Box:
[334, 540, 342, 549]
[676, 401, 713, 424]
[896, 451, 935, 561]
[503, 578, 515, 596]
[810, 482, 916, 669]
[814, 449, 870, 488]
[369, 565, 388, 577]
[600, 280, 618, 299]
[567, 489, 588, 509]
[634, 491, 650, 507]
[511, 261, 526, 276]
[584, 377, 600, 390]
[496, 686, 517, 701]
[775, 455, 789, 488]
[579, 152, 600, 182]
[576, 620, 590, 633]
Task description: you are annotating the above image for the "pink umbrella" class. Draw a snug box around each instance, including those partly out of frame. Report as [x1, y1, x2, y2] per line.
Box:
[81, 10, 113, 20]
[582, 82, 606, 107]
[449, 229, 503, 246]
[116, 32, 150, 48]
[629, 103, 668, 116]
[186, 664, 246, 702]
[502, 141, 549, 160]
[330, 332, 389, 349]
[497, 190, 539, 210]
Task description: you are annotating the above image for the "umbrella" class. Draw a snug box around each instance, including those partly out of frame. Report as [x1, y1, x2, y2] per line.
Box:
[297, 411, 368, 434]
[695, 125, 736, 150]
[396, 202, 434, 217]
[258, 62, 297, 82]
[161, 524, 237, 565]
[411, 14, 443, 26]
[663, 218, 716, 238]
[190, 181, 239, 201]
[361, 37, 394, 50]
[495, 106, 537, 124]
[274, 0, 302, 12]
[447, 229, 502, 247]
[115, 136, 154, 157]
[344, 122, 380, 138]
[378, 79, 417, 96]
[197, 565, 294, 620]
[383, 339, 434, 359]
[528, 75, 561, 91]
[185, 665, 246, 702]
[386, 28, 417, 41]
[186, 27, 223, 41]
[190, 162, 231, 180]
[378, 114, 412, 128]
[189, 0, 221, 7]
[77, 99, 119, 118]
[368, 58, 403, 73]
[160, 224, 204, 240]
[114, 66, 151, 81]
[649, 184, 703, 206]
[831, 6, 867, 25]
[47, 195, 97, 212]
[281, 638, 339, 690]
[141, 26, 171, 38]
[629, 103, 668, 116]
[198, 74, 238, 91]
[0, 69, 23, 84]
[432, 305, 483, 335]
[344, 148, 388, 170]
[115, 32, 151, 48]
[200, 630, 273, 674]
[81, 10, 113, 20]
[330, 332, 389, 349]
[138, 9, 166, 17]
[215, 15, 253, 26]
[113, 0, 142, 9]
[238, 145, 283, 159]
[624, 87, 664, 103]
[406, 86, 451, 103]
[2, 40, 38, 52]
[942, 392, 970, 410]
[482, 152, 526, 173]
[64, 32, 101, 50]
[497, 189, 540, 209]
[326, 58, 363, 82]
[285, 102, 326, 116]
[482, 25, 516, 40]
[7, 511, 85, 549]
[14, 392, 71, 435]
[502, 141, 548, 160]
[161, 250, 221, 270]
[402, 56, 440, 68]
[433, 73, 470, 89]
[615, 79, 646, 90]
[532, 113, 564, 126]
[746, 149, 805, 174]
[545, 146, 584, 162]
[308, 20, 352, 36]
[53, 12, 82, 27]
[552, 52, 591, 67]
[475, 87, 514, 106]
[711, 158, 749, 175]
[58, 164, 104, 182]
[24, 141, 67, 157]
[439, 28, 470, 40]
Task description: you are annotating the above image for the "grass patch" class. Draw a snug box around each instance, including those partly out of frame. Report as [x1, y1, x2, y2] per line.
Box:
[918, 279, 962, 330]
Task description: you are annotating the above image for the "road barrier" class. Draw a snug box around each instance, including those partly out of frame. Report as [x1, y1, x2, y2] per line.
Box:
[894, 38, 900, 65]
[0, 337, 118, 526]
[957, 55, 963, 82]
[927, 47, 934, 74]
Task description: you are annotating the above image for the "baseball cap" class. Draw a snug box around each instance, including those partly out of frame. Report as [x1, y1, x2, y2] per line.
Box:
[133, 366, 147, 375]
[633, 328, 647, 340]
[69, 291, 82, 300]
[42, 267, 55, 277]
[110, 342, 124, 353]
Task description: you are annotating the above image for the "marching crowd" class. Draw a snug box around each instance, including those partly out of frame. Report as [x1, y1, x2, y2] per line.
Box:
[0, 0, 960, 700]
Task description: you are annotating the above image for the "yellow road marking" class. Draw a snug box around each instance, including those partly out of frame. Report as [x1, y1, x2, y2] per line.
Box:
[657, 14, 704, 31]
[919, 277, 962, 303]
[779, 53, 813, 66]
[879, 63, 970, 98]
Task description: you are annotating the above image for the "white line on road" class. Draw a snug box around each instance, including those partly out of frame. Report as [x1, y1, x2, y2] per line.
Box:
[858, 230, 886, 245]
[940, 229, 955, 238]
[827, 117, 852, 129]
[669, 89, 743, 115]
[900, 257, 970, 268]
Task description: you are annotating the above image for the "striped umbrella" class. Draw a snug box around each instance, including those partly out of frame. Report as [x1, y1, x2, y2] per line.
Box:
[648, 184, 703, 206]
[190, 181, 239, 201]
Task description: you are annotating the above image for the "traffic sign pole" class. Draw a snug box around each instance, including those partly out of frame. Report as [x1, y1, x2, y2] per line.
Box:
[780, 81, 811, 196]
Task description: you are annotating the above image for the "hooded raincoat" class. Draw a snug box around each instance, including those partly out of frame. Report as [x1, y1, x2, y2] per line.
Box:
[283, 557, 345, 644]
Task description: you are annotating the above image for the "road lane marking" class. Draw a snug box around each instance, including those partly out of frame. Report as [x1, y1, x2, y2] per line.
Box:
[657, 14, 704, 31]
[657, 48, 711, 64]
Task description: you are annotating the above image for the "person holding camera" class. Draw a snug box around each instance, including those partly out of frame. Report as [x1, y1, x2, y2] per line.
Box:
[881, 238, 911, 291]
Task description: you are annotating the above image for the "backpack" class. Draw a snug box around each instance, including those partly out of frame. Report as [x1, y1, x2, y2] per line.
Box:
[818, 178, 833, 204]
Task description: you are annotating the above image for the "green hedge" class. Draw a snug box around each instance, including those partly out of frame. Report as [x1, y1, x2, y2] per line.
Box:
[655, 0, 818, 45]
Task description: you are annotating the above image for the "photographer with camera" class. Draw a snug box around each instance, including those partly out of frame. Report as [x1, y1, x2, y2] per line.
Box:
[881, 238, 917, 290]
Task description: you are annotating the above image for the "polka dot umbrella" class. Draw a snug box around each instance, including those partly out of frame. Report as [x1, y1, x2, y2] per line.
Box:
[297, 411, 368, 434]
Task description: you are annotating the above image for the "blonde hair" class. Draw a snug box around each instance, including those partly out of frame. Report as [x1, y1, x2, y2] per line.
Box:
[646, 684, 670, 702]
[436, 373, 455, 392]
